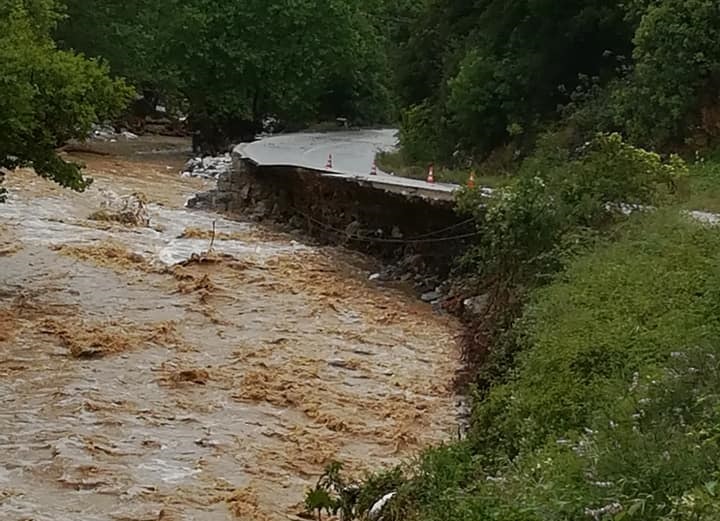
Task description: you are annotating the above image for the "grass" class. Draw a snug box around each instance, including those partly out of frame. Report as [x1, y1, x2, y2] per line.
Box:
[390, 210, 720, 521]
[375, 150, 508, 187]
[683, 151, 720, 212]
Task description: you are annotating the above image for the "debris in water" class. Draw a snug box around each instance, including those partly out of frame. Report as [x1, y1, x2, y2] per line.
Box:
[226, 487, 274, 521]
[90, 190, 150, 227]
[0, 224, 22, 256]
[0, 307, 19, 343]
[179, 226, 284, 243]
[51, 241, 152, 272]
[174, 250, 252, 271]
[170, 368, 210, 385]
[40, 318, 178, 358]
[181, 155, 232, 180]
[0, 243, 21, 256]
[177, 273, 215, 294]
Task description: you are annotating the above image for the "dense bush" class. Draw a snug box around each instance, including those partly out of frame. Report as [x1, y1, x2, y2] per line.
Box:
[371, 211, 720, 521]
[457, 133, 685, 289]
[395, 0, 720, 164]
[56, 0, 396, 147]
[610, 0, 720, 148]
[393, 0, 633, 164]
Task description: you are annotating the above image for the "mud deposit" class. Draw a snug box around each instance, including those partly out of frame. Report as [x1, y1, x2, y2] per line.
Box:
[0, 137, 460, 520]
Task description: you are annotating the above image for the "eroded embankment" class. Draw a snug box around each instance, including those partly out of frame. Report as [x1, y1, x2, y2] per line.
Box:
[0, 137, 460, 520]
[189, 155, 475, 293]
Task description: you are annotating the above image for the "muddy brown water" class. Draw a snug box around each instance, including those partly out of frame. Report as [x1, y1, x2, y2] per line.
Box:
[0, 137, 460, 520]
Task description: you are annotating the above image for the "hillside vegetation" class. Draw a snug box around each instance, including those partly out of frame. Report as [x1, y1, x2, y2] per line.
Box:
[302, 3, 720, 519]
[4, 1, 720, 519]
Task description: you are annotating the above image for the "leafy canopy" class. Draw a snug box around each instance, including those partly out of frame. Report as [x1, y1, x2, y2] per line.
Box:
[0, 0, 132, 196]
[56, 0, 394, 139]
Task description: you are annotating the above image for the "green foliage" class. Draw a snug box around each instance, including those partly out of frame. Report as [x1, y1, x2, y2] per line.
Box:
[398, 102, 444, 164]
[0, 0, 132, 192]
[457, 133, 686, 287]
[305, 462, 359, 521]
[452, 133, 687, 393]
[55, 0, 171, 94]
[684, 150, 720, 212]
[394, 0, 720, 163]
[609, 0, 720, 148]
[304, 462, 404, 521]
[56, 0, 395, 141]
[473, 211, 720, 455]
[378, 211, 720, 521]
[375, 150, 507, 187]
[393, 0, 633, 163]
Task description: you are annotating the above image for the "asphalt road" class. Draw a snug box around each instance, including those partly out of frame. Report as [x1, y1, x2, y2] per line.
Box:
[235, 129, 459, 197]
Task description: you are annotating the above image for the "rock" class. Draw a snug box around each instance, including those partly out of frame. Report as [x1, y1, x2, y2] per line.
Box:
[328, 359, 355, 369]
[288, 215, 303, 229]
[421, 290, 442, 303]
[217, 178, 232, 192]
[90, 123, 117, 141]
[369, 273, 381, 281]
[401, 253, 425, 271]
[391, 225, 403, 239]
[463, 293, 490, 316]
[345, 220, 361, 239]
[185, 190, 232, 210]
[239, 183, 252, 201]
[120, 131, 138, 140]
[184, 158, 202, 171]
[250, 200, 268, 219]
[369, 492, 397, 520]
[182, 155, 233, 180]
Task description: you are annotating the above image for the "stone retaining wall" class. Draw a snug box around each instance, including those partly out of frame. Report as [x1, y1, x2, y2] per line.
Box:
[188, 156, 474, 287]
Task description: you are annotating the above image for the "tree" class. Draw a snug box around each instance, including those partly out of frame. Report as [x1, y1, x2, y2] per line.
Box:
[393, 0, 634, 163]
[56, 0, 395, 152]
[0, 0, 132, 198]
[55, 0, 178, 117]
[609, 0, 720, 147]
[162, 0, 392, 152]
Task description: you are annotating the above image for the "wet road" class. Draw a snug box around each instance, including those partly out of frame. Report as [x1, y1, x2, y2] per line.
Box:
[0, 137, 460, 520]
[237, 130, 459, 196]
[239, 129, 398, 174]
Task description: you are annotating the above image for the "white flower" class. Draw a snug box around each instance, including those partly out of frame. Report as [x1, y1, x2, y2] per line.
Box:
[585, 502, 623, 520]
[629, 372, 640, 392]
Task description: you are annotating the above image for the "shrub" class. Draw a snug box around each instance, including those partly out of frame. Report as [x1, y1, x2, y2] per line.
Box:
[609, 0, 720, 147]
[458, 133, 686, 288]
[388, 211, 720, 521]
[399, 101, 447, 164]
[473, 210, 720, 459]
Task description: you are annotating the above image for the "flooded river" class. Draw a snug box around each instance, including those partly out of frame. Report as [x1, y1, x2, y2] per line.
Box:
[0, 137, 460, 520]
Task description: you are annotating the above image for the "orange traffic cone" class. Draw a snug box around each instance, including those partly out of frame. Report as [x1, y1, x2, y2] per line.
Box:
[370, 161, 378, 175]
[326, 154, 333, 169]
[467, 171, 476, 189]
[426, 164, 435, 184]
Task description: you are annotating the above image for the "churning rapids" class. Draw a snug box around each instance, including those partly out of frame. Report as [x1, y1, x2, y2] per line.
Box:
[0, 136, 460, 521]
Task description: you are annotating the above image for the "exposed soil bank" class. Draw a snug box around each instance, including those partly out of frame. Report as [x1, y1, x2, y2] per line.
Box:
[189, 155, 474, 292]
